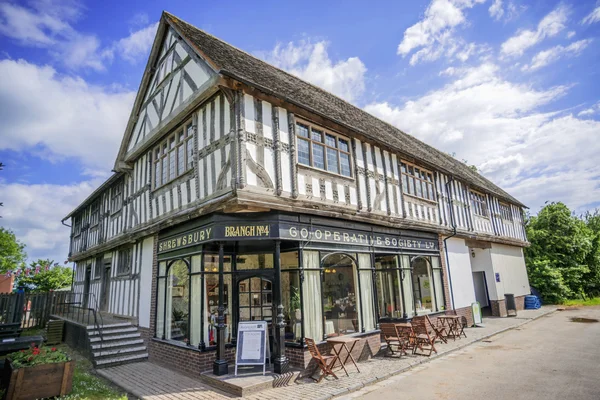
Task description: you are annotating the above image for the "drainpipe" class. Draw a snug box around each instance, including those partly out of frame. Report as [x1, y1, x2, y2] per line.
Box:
[443, 177, 457, 312]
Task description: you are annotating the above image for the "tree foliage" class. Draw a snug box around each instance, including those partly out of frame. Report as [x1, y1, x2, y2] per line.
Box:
[0, 227, 27, 273]
[525, 202, 600, 303]
[14, 259, 73, 292]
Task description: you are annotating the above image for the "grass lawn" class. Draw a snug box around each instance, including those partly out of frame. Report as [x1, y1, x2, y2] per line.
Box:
[7, 328, 128, 400]
[56, 343, 128, 400]
[561, 297, 600, 307]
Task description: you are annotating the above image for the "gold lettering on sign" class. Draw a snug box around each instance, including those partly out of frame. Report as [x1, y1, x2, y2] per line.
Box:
[225, 225, 270, 238]
[158, 227, 213, 253]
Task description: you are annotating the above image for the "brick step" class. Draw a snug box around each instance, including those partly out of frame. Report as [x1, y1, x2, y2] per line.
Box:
[93, 345, 147, 358]
[94, 352, 148, 368]
[89, 332, 141, 343]
[90, 339, 145, 350]
[88, 326, 138, 336]
[86, 322, 132, 330]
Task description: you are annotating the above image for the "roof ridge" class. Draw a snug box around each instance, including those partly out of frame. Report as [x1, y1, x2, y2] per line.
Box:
[162, 11, 524, 207]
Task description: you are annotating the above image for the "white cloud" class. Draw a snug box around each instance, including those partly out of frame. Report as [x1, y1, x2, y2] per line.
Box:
[397, 0, 486, 65]
[0, 179, 101, 263]
[259, 40, 367, 103]
[113, 22, 159, 64]
[364, 63, 600, 212]
[522, 39, 592, 71]
[501, 4, 569, 57]
[0, 1, 111, 71]
[566, 30, 576, 39]
[0, 1, 158, 70]
[489, 0, 504, 20]
[578, 102, 600, 117]
[0, 59, 135, 169]
[582, 5, 600, 25]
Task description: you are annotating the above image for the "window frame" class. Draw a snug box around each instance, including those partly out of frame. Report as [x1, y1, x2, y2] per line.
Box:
[111, 181, 123, 213]
[90, 200, 100, 227]
[470, 190, 489, 218]
[295, 120, 353, 178]
[399, 160, 437, 203]
[499, 202, 513, 222]
[117, 247, 132, 276]
[153, 119, 195, 189]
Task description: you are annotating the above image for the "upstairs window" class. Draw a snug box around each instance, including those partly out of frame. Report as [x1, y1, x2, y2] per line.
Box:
[499, 203, 513, 222]
[90, 200, 100, 226]
[73, 215, 81, 236]
[153, 120, 194, 189]
[400, 161, 436, 201]
[117, 247, 132, 276]
[111, 181, 123, 213]
[296, 121, 352, 177]
[470, 190, 489, 217]
[94, 256, 102, 280]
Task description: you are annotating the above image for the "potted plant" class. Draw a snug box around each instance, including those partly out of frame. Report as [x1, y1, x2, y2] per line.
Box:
[290, 286, 301, 322]
[2, 344, 73, 400]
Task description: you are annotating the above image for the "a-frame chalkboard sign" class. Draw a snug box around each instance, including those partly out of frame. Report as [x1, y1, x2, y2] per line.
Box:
[234, 321, 270, 376]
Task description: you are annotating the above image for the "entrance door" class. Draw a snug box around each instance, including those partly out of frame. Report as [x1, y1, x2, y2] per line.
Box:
[83, 267, 92, 308]
[472, 271, 489, 307]
[238, 277, 273, 324]
[100, 264, 111, 312]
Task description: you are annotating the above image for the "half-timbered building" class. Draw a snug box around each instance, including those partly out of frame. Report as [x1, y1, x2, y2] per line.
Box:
[63, 12, 531, 375]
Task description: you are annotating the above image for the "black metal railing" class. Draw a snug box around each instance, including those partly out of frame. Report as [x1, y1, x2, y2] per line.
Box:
[53, 292, 104, 345]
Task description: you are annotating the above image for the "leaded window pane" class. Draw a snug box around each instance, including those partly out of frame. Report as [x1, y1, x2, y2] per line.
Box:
[340, 152, 351, 177]
[338, 138, 349, 152]
[326, 148, 339, 174]
[325, 133, 336, 148]
[297, 123, 309, 138]
[178, 145, 185, 175]
[312, 129, 323, 142]
[298, 138, 310, 165]
[313, 143, 325, 169]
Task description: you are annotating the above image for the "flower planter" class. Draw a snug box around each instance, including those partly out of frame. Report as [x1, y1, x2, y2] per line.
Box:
[2, 359, 74, 400]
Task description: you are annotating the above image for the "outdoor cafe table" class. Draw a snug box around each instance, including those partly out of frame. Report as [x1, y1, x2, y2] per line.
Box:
[437, 315, 461, 340]
[326, 336, 361, 376]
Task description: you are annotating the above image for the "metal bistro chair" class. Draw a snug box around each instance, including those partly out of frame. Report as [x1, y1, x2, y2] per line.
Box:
[411, 316, 438, 357]
[305, 338, 339, 383]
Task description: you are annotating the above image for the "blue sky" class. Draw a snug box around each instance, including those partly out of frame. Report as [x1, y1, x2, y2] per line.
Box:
[0, 0, 599, 263]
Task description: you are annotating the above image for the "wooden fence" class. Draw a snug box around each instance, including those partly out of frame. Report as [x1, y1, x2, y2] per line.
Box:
[0, 291, 72, 330]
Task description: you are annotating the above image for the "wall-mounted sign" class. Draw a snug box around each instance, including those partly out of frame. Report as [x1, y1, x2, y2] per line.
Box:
[223, 224, 270, 238]
[159, 220, 438, 254]
[280, 224, 438, 252]
[158, 227, 213, 253]
[495, 272, 501, 282]
[235, 321, 270, 376]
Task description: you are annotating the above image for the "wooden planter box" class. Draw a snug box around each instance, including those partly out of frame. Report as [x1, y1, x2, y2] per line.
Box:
[2, 359, 73, 400]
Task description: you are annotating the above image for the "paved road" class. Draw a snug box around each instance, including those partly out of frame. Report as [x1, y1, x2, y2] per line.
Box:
[340, 307, 600, 400]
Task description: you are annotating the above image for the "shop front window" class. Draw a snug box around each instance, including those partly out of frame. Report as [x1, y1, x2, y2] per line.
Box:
[322, 253, 359, 337]
[281, 251, 301, 343]
[374, 255, 404, 319]
[410, 256, 444, 316]
[204, 254, 232, 345]
[166, 260, 190, 343]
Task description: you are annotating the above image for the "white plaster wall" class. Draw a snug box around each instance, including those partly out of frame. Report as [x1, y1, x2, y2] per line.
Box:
[490, 244, 530, 298]
[445, 237, 476, 309]
[138, 236, 155, 328]
[470, 248, 499, 301]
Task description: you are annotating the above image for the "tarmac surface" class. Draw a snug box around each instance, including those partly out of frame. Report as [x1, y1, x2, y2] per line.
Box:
[339, 306, 600, 400]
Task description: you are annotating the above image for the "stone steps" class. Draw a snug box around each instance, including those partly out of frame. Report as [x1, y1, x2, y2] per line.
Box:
[86, 323, 148, 368]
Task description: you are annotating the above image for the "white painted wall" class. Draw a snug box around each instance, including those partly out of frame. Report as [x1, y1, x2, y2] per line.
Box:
[445, 237, 476, 309]
[138, 236, 155, 328]
[470, 248, 499, 301]
[490, 244, 530, 298]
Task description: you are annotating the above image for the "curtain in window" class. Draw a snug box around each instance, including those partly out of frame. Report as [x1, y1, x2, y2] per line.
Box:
[431, 257, 445, 312]
[190, 255, 201, 346]
[302, 251, 323, 341]
[358, 253, 375, 332]
[401, 255, 414, 318]
[156, 261, 167, 338]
